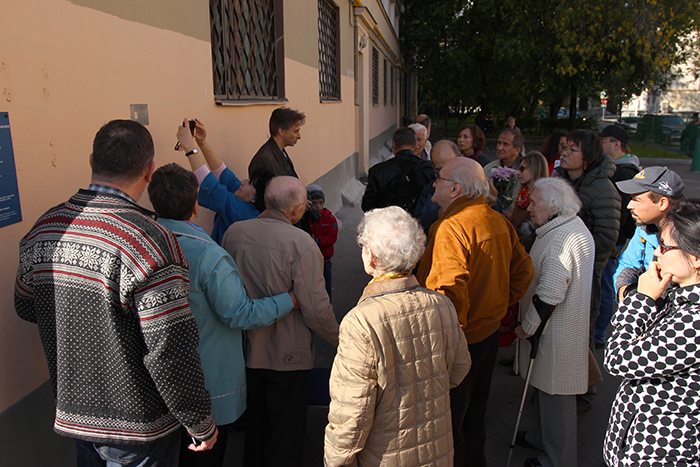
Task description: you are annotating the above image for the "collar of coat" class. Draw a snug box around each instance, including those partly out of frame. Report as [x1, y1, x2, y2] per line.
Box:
[157, 218, 217, 245]
[358, 275, 421, 304]
[444, 195, 487, 218]
[258, 207, 293, 224]
[667, 283, 700, 310]
[534, 212, 580, 237]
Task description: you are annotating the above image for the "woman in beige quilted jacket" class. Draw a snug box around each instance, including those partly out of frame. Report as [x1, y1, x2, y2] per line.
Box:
[324, 206, 471, 467]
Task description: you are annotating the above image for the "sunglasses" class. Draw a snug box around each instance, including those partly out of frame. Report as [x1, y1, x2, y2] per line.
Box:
[658, 237, 682, 255]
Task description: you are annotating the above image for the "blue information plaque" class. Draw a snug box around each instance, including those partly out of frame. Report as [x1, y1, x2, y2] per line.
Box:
[0, 112, 22, 228]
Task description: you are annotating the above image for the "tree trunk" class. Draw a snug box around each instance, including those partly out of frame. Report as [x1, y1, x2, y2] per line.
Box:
[568, 82, 577, 129]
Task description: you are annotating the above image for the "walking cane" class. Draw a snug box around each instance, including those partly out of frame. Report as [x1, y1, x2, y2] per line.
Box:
[505, 295, 556, 467]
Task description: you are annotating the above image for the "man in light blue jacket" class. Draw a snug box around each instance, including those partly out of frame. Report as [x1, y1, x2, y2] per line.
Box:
[148, 163, 298, 467]
[613, 166, 685, 302]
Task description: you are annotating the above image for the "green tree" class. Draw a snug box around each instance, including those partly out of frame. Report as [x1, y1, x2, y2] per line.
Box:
[400, 0, 700, 129]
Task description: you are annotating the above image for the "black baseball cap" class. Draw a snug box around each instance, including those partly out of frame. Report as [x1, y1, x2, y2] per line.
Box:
[599, 125, 630, 145]
[616, 166, 685, 197]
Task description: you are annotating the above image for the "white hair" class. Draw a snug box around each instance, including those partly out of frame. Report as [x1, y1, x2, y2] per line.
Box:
[357, 206, 426, 274]
[408, 123, 427, 138]
[533, 177, 582, 218]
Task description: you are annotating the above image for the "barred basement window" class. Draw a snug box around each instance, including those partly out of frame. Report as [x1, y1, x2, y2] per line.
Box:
[372, 48, 379, 105]
[390, 65, 395, 105]
[209, 0, 285, 102]
[318, 0, 340, 101]
[383, 59, 388, 106]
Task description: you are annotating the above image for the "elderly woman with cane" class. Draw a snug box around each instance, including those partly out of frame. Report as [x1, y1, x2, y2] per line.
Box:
[511, 178, 595, 467]
[324, 206, 470, 466]
[604, 199, 700, 466]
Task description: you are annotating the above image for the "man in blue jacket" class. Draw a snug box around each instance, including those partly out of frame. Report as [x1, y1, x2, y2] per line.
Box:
[176, 119, 260, 244]
[148, 163, 299, 467]
[613, 166, 685, 302]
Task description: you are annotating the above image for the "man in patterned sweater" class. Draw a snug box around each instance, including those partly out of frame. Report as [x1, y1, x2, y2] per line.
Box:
[14, 120, 217, 465]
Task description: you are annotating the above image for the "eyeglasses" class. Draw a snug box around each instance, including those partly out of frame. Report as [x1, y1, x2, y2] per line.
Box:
[518, 165, 529, 172]
[658, 237, 682, 255]
[436, 173, 456, 184]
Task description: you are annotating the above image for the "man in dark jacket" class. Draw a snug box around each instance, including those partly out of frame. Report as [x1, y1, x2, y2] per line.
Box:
[595, 125, 641, 347]
[248, 107, 305, 179]
[361, 127, 434, 213]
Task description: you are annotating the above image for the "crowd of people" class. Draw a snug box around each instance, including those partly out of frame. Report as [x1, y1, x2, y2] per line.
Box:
[13, 108, 700, 467]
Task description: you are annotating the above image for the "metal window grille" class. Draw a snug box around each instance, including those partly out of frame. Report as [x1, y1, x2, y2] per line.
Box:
[383, 59, 388, 106]
[372, 48, 379, 105]
[318, 0, 340, 100]
[390, 66, 395, 105]
[209, 0, 284, 101]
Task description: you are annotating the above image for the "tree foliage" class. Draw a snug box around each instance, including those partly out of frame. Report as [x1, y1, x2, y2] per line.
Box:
[400, 0, 700, 126]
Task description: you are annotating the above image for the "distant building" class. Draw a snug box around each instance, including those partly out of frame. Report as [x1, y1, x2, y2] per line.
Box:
[622, 62, 700, 117]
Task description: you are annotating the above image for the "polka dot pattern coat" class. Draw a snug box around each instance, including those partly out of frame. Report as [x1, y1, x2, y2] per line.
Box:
[603, 285, 700, 466]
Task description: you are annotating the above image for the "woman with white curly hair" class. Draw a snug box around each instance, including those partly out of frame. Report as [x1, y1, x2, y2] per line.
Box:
[513, 177, 595, 467]
[324, 206, 470, 467]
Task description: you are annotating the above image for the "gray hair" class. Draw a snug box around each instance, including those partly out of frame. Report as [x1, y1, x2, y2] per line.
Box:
[264, 176, 306, 212]
[500, 128, 524, 149]
[357, 206, 426, 274]
[408, 123, 427, 138]
[532, 177, 582, 218]
[449, 158, 490, 199]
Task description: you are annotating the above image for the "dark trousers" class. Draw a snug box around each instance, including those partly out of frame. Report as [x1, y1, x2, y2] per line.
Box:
[323, 259, 333, 303]
[451, 330, 499, 467]
[179, 423, 229, 467]
[589, 267, 603, 350]
[244, 368, 310, 467]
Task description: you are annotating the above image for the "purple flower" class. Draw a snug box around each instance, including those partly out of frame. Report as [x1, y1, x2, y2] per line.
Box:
[489, 166, 518, 182]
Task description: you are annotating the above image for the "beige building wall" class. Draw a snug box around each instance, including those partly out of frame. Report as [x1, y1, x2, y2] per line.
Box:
[0, 0, 384, 416]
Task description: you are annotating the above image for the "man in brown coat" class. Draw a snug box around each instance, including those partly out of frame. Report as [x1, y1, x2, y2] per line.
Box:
[222, 176, 339, 467]
[417, 157, 533, 467]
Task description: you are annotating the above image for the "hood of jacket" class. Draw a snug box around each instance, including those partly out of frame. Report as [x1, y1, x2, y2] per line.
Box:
[615, 154, 641, 171]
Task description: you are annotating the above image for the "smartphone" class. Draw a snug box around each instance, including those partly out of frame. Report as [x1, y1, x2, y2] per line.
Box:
[175, 120, 196, 150]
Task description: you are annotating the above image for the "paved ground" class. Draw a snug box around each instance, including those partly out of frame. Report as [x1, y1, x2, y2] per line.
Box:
[219, 148, 700, 467]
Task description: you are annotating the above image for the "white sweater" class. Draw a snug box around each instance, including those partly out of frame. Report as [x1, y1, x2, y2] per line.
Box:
[518, 213, 594, 395]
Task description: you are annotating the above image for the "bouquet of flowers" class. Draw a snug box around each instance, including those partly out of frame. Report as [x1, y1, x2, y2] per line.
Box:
[489, 166, 519, 211]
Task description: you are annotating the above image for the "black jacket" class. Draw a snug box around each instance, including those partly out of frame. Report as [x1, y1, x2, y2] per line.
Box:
[248, 137, 298, 179]
[361, 149, 434, 213]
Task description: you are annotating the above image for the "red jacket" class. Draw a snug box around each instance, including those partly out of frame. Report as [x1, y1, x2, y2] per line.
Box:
[310, 208, 338, 260]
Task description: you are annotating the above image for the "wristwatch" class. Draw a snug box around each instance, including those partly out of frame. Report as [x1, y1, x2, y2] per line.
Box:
[185, 148, 198, 157]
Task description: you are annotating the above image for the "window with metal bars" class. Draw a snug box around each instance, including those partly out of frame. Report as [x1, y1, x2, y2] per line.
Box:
[390, 66, 395, 105]
[372, 48, 379, 105]
[209, 0, 285, 102]
[318, 0, 340, 101]
[383, 59, 388, 106]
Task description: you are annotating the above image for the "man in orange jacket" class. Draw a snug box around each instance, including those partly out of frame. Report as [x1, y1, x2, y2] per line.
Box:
[417, 157, 533, 467]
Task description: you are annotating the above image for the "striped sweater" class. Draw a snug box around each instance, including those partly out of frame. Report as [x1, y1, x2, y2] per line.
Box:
[14, 189, 215, 444]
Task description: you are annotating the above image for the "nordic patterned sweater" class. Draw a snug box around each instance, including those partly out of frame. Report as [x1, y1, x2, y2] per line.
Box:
[14, 189, 216, 445]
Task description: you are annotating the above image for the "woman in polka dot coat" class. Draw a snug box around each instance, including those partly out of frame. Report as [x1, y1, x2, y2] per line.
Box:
[604, 199, 700, 466]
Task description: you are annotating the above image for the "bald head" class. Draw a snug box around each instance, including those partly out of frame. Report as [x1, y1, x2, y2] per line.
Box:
[265, 176, 307, 215]
[431, 140, 460, 169]
[415, 114, 431, 134]
[443, 157, 490, 200]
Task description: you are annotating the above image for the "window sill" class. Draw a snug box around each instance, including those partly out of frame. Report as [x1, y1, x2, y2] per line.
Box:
[216, 98, 289, 107]
[320, 98, 342, 104]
